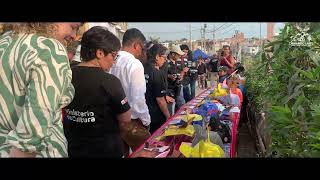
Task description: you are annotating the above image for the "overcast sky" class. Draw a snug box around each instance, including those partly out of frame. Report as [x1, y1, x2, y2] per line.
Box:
[128, 23, 285, 41]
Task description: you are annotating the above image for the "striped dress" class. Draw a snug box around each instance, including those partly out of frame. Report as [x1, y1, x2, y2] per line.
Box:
[0, 31, 74, 157]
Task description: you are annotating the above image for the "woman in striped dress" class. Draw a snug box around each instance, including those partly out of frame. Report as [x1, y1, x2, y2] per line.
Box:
[0, 23, 81, 157]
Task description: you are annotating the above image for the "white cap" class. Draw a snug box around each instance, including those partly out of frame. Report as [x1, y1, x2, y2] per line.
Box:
[170, 45, 185, 56]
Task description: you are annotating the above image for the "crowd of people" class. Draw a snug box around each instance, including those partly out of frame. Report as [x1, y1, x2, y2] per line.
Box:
[0, 23, 244, 158]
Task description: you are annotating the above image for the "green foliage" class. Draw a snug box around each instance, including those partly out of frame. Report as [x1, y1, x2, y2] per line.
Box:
[246, 23, 320, 157]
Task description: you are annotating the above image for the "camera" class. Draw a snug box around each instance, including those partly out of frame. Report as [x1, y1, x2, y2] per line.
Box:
[175, 73, 181, 85]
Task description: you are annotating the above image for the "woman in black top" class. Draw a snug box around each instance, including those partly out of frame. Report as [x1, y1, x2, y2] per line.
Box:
[144, 44, 171, 134]
[63, 26, 131, 158]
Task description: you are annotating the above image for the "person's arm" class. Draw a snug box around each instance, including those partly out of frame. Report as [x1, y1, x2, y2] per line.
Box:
[7, 39, 74, 157]
[165, 96, 175, 103]
[106, 76, 132, 136]
[168, 74, 176, 81]
[204, 64, 207, 74]
[129, 64, 151, 126]
[230, 56, 236, 68]
[117, 110, 132, 137]
[156, 97, 170, 119]
[152, 71, 171, 119]
[224, 56, 235, 68]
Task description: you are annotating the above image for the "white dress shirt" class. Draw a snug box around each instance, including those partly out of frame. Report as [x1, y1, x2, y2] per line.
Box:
[110, 51, 151, 126]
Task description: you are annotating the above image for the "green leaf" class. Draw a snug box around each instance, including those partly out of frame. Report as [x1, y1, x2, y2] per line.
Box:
[310, 144, 320, 150]
[292, 95, 305, 116]
[265, 40, 283, 48]
[293, 66, 314, 80]
[306, 50, 320, 66]
[281, 83, 304, 104]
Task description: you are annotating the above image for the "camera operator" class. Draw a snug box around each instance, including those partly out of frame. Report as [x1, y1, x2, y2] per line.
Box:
[161, 45, 187, 115]
[179, 44, 192, 103]
[189, 57, 198, 98]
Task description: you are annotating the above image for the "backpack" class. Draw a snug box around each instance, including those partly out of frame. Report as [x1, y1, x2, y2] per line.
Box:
[209, 114, 231, 143]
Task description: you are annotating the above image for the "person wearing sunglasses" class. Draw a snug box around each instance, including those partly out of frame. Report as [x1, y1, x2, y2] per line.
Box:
[110, 28, 151, 157]
[144, 44, 171, 134]
[63, 26, 131, 157]
[162, 45, 188, 115]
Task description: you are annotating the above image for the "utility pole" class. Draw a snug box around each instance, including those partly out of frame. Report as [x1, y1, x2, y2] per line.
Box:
[260, 23, 262, 48]
[212, 24, 215, 54]
[189, 23, 192, 50]
[204, 24, 207, 53]
[200, 27, 203, 50]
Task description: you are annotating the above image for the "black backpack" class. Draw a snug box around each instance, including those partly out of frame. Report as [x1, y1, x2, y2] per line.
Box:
[209, 114, 231, 143]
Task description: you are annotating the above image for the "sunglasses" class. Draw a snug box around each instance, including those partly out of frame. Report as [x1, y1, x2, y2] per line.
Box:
[111, 51, 119, 60]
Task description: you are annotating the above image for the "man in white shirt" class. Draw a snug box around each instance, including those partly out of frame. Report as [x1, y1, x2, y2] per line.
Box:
[110, 28, 151, 156]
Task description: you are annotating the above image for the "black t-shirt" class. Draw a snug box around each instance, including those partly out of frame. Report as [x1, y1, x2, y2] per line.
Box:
[197, 63, 207, 75]
[63, 66, 130, 158]
[179, 58, 191, 86]
[144, 62, 167, 127]
[163, 60, 180, 98]
[176, 59, 185, 73]
[189, 61, 198, 81]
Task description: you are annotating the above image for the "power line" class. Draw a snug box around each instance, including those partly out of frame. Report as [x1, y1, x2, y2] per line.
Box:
[144, 28, 201, 34]
[218, 24, 239, 35]
[144, 23, 231, 36]
[205, 23, 228, 33]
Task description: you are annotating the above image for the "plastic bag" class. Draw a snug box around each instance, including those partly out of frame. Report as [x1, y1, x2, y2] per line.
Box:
[210, 83, 228, 97]
[199, 127, 225, 157]
[157, 125, 195, 139]
[198, 101, 219, 116]
[182, 114, 202, 121]
[192, 124, 224, 148]
[182, 114, 203, 126]
[179, 126, 225, 158]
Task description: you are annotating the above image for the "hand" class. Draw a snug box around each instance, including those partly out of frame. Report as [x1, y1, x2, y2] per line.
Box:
[226, 105, 233, 110]
[168, 74, 176, 81]
[166, 96, 175, 103]
[9, 147, 36, 158]
[183, 67, 189, 73]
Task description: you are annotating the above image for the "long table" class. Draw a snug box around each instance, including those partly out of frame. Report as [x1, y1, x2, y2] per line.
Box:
[130, 88, 240, 158]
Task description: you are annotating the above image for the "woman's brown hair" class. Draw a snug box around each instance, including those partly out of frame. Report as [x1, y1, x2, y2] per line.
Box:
[1, 23, 58, 38]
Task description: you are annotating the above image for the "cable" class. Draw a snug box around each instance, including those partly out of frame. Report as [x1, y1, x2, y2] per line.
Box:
[144, 28, 201, 34]
[218, 24, 239, 35]
[205, 23, 229, 33]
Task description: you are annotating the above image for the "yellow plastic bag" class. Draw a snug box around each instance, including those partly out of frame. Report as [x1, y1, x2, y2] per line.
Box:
[179, 142, 193, 157]
[155, 125, 195, 141]
[210, 83, 228, 97]
[182, 114, 202, 122]
[154, 115, 199, 141]
[179, 126, 225, 158]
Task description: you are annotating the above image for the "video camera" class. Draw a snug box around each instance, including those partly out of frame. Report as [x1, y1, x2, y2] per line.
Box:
[174, 73, 182, 85]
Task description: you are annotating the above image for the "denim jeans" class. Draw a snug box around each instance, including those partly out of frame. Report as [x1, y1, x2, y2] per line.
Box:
[183, 84, 191, 102]
[175, 85, 185, 110]
[190, 79, 197, 99]
[167, 102, 176, 116]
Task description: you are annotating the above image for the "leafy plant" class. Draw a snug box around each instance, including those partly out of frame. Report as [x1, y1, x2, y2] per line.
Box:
[245, 23, 320, 157]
